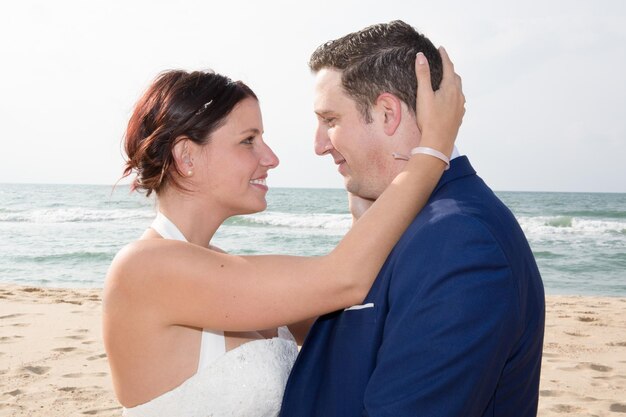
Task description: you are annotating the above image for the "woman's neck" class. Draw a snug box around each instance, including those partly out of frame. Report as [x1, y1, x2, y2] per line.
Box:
[155, 190, 228, 248]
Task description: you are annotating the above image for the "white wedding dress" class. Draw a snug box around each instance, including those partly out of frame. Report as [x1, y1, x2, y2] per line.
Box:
[123, 212, 298, 417]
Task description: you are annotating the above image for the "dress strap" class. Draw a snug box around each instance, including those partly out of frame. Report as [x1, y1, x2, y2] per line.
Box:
[277, 326, 296, 342]
[198, 329, 226, 371]
[150, 212, 188, 242]
[150, 211, 226, 372]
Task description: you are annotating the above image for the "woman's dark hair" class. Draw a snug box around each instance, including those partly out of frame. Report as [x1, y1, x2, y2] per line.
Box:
[122, 70, 257, 196]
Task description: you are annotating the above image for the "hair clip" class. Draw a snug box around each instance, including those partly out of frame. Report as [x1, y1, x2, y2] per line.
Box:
[195, 100, 214, 115]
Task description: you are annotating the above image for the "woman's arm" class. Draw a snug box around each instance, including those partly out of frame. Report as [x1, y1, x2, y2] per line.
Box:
[105, 48, 465, 332]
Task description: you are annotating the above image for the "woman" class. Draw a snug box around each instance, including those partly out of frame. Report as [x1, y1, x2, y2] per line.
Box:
[104, 51, 464, 416]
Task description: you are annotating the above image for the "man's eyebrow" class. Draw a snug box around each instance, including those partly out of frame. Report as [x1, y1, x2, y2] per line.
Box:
[314, 110, 337, 117]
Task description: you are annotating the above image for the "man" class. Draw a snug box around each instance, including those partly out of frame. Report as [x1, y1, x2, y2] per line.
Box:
[280, 21, 545, 417]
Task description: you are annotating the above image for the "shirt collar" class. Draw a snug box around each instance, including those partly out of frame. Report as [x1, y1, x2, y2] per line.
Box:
[451, 145, 461, 160]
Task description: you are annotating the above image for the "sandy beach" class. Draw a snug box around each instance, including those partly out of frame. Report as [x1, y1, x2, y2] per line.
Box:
[1, 284, 625, 416]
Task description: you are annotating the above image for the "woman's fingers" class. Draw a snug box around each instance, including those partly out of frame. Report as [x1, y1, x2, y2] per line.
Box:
[438, 46, 456, 84]
[415, 52, 433, 95]
[413, 46, 465, 156]
[414, 52, 436, 133]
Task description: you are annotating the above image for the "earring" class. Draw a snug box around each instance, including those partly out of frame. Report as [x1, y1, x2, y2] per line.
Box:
[183, 155, 193, 176]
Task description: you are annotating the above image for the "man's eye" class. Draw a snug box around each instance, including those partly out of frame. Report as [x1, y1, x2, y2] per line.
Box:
[325, 118, 336, 126]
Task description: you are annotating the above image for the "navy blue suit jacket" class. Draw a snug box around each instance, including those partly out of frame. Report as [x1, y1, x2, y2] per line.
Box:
[280, 156, 545, 417]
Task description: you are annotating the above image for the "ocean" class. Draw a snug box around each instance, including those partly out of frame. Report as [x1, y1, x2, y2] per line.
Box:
[0, 184, 624, 296]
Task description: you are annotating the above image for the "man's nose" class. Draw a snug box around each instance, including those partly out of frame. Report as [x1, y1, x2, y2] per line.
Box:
[314, 126, 333, 156]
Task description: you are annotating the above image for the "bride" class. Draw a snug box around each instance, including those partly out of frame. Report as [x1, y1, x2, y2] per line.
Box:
[103, 50, 464, 417]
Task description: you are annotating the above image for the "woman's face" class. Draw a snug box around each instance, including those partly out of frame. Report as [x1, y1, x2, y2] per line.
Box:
[194, 97, 279, 217]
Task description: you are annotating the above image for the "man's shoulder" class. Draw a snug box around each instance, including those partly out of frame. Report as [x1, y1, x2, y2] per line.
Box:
[399, 208, 502, 254]
[401, 186, 500, 242]
[406, 172, 517, 239]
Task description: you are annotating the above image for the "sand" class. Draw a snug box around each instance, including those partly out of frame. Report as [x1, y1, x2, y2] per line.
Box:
[539, 296, 626, 415]
[1, 284, 625, 417]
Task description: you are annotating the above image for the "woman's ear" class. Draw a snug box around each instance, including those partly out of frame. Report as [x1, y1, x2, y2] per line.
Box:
[172, 137, 194, 177]
[376, 93, 402, 136]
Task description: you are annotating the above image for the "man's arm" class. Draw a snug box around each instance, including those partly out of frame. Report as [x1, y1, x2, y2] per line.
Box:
[363, 214, 521, 417]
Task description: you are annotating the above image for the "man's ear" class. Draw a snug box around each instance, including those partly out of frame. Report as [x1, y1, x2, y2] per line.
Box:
[172, 136, 194, 177]
[375, 93, 402, 136]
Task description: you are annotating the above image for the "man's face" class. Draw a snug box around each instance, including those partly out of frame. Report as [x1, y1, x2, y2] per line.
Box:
[313, 69, 399, 200]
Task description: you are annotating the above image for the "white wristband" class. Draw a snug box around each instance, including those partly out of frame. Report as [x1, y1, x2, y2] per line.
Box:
[410, 146, 450, 170]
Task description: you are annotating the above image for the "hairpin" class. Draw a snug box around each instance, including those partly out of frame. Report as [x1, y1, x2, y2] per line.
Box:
[195, 100, 214, 115]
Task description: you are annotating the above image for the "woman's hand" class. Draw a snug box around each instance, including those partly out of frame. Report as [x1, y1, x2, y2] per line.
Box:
[414, 47, 465, 158]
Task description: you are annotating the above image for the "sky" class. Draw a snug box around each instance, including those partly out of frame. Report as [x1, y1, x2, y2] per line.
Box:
[0, 0, 625, 193]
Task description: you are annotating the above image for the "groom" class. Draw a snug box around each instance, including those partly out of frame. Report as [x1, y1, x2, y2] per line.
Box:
[280, 21, 545, 417]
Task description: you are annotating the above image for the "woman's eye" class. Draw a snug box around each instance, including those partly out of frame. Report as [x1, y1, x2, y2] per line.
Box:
[241, 136, 254, 145]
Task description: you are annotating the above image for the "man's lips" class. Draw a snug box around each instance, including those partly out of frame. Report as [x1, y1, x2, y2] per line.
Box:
[335, 160, 347, 175]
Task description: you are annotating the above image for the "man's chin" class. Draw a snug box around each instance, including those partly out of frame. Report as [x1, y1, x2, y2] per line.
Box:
[345, 181, 365, 198]
[344, 178, 357, 194]
[345, 179, 383, 201]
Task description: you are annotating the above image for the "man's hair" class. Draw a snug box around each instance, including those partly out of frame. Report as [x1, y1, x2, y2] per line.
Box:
[309, 20, 442, 122]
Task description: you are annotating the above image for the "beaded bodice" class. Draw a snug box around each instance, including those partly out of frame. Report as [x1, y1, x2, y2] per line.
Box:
[123, 326, 298, 417]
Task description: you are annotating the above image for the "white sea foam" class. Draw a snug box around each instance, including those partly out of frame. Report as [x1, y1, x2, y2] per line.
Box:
[518, 216, 626, 238]
[0, 208, 154, 223]
[242, 212, 352, 231]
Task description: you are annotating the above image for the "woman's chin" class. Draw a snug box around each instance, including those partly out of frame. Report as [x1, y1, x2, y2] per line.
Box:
[238, 200, 267, 215]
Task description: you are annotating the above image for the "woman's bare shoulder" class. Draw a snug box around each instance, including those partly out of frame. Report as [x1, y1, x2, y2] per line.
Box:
[105, 239, 191, 297]
[105, 238, 229, 295]
[208, 244, 227, 253]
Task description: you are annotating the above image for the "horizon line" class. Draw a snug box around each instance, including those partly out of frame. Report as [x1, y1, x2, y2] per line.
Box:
[1, 182, 625, 194]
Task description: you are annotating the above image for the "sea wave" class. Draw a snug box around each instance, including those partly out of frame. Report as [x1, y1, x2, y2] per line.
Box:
[532, 251, 566, 259]
[226, 211, 352, 231]
[11, 251, 115, 264]
[0, 208, 154, 223]
[518, 216, 626, 237]
[561, 210, 626, 219]
[545, 216, 573, 228]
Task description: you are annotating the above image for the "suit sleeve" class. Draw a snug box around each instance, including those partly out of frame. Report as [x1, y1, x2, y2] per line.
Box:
[363, 214, 521, 417]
